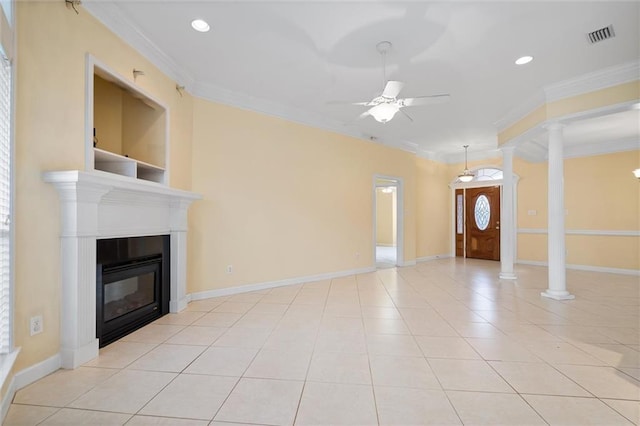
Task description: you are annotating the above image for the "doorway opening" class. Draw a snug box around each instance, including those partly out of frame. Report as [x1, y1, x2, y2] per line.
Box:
[374, 176, 403, 268]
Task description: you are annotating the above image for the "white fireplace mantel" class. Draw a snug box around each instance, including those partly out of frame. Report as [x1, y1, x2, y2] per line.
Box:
[44, 170, 201, 368]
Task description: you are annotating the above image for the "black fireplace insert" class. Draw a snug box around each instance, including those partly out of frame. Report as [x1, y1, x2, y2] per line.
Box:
[96, 235, 170, 347]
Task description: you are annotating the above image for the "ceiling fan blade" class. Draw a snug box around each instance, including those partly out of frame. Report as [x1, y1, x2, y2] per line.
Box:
[400, 94, 450, 107]
[382, 80, 404, 99]
[399, 108, 414, 122]
[327, 100, 372, 106]
[357, 110, 371, 120]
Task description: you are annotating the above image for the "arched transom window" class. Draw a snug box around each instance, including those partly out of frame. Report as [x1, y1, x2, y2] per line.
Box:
[474, 168, 503, 181]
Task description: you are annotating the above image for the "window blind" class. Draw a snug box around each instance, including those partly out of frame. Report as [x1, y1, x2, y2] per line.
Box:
[0, 49, 11, 354]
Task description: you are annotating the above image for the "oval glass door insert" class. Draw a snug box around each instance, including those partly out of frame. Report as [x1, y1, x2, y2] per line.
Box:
[474, 195, 490, 230]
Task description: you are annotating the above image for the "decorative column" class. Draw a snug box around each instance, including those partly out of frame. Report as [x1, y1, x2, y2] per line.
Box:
[499, 146, 517, 279]
[170, 200, 193, 312]
[45, 178, 110, 369]
[542, 123, 574, 300]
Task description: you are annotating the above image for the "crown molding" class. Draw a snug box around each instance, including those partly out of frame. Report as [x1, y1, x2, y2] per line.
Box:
[495, 60, 640, 133]
[415, 149, 438, 161]
[82, 0, 195, 90]
[441, 149, 502, 164]
[494, 90, 546, 133]
[515, 140, 547, 163]
[544, 60, 640, 103]
[397, 140, 419, 154]
[564, 137, 639, 160]
[192, 80, 369, 140]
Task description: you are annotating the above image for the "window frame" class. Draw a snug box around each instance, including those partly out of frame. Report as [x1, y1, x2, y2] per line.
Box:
[0, 0, 17, 394]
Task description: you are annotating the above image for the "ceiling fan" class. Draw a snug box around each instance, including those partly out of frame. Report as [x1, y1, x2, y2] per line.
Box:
[341, 41, 450, 123]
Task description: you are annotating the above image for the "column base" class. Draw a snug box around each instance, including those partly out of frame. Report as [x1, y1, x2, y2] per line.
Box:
[541, 290, 575, 300]
[170, 296, 190, 313]
[60, 338, 99, 369]
[499, 272, 517, 280]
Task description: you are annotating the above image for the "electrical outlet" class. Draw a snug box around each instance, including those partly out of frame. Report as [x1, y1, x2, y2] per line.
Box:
[30, 315, 43, 336]
[355, 252, 360, 259]
[226, 264, 233, 274]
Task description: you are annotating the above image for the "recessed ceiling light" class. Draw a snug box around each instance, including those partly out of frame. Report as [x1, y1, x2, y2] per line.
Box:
[191, 19, 210, 33]
[515, 55, 533, 65]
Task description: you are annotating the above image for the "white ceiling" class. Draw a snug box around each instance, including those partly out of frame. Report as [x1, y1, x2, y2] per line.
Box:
[84, 1, 640, 161]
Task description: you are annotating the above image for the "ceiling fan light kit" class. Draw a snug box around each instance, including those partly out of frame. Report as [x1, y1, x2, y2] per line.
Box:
[370, 103, 400, 123]
[334, 41, 450, 124]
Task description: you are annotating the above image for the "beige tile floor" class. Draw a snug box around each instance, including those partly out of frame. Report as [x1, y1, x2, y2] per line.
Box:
[5, 259, 640, 425]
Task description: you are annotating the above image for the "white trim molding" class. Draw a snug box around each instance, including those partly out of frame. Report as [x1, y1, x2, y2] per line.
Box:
[564, 137, 640, 160]
[416, 254, 452, 263]
[517, 260, 640, 276]
[494, 91, 546, 133]
[82, 1, 195, 90]
[518, 228, 640, 236]
[0, 348, 19, 421]
[497, 60, 640, 133]
[544, 61, 640, 103]
[190, 266, 376, 301]
[43, 171, 200, 368]
[1, 352, 60, 424]
[13, 353, 61, 390]
[0, 376, 14, 424]
[373, 174, 405, 268]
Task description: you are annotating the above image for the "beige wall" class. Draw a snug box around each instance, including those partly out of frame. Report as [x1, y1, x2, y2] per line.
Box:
[188, 98, 416, 293]
[93, 75, 123, 155]
[415, 157, 451, 258]
[445, 152, 639, 270]
[10, 0, 193, 389]
[515, 151, 640, 269]
[375, 189, 396, 246]
[121, 92, 167, 168]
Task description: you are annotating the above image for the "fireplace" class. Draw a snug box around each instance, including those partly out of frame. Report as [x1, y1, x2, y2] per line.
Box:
[44, 170, 200, 368]
[96, 235, 170, 347]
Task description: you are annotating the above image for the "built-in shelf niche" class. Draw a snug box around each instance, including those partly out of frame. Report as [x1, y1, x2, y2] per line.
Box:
[87, 55, 168, 184]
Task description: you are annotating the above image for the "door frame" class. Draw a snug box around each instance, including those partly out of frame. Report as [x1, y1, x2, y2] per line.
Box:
[373, 174, 404, 267]
[449, 167, 519, 261]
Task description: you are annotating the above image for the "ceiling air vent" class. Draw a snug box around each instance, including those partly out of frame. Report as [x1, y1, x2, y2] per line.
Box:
[587, 25, 615, 44]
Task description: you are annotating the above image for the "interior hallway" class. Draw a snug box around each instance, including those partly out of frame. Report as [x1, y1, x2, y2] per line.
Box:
[5, 259, 639, 425]
[375, 245, 397, 269]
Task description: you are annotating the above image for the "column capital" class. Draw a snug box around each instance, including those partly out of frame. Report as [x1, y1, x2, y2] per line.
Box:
[500, 145, 516, 155]
[543, 121, 565, 131]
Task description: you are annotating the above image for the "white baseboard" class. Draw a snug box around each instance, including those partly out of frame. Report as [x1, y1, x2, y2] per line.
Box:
[1, 375, 15, 424]
[0, 348, 19, 424]
[190, 266, 377, 300]
[517, 260, 640, 276]
[14, 353, 61, 390]
[417, 254, 452, 263]
[1, 352, 61, 424]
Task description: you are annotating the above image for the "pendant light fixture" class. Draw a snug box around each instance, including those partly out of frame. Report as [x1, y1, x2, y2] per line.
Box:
[458, 145, 474, 182]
